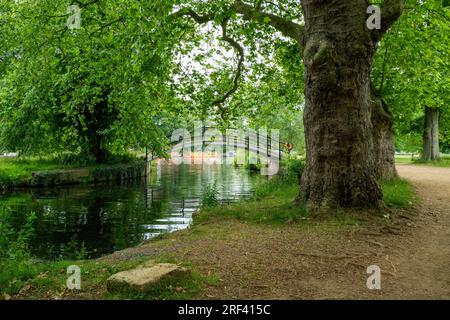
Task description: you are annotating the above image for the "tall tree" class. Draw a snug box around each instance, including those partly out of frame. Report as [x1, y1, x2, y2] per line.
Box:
[173, 0, 405, 209]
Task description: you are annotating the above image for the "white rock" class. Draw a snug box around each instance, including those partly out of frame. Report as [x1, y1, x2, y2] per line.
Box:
[107, 261, 190, 293]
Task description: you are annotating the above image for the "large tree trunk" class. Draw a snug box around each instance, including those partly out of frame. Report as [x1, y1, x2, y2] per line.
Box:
[299, 0, 383, 209]
[371, 94, 398, 181]
[421, 106, 440, 161]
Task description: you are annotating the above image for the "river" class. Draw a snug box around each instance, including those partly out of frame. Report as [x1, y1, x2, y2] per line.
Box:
[1, 162, 261, 260]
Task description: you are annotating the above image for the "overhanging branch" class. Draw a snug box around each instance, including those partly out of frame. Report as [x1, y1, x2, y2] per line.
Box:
[231, 0, 303, 44]
[172, 1, 304, 43]
[170, 1, 303, 116]
[171, 8, 245, 114]
[170, 8, 214, 24]
[212, 18, 245, 109]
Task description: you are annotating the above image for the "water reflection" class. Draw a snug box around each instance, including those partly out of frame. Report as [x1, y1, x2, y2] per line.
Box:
[1, 162, 259, 260]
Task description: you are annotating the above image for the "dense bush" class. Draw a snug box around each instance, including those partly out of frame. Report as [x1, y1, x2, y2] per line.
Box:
[253, 157, 305, 199]
[282, 157, 306, 182]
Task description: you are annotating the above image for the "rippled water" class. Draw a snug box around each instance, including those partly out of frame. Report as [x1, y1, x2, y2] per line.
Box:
[1, 162, 260, 260]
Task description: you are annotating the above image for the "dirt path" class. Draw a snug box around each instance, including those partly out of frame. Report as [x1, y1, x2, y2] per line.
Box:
[103, 164, 450, 299]
[386, 165, 450, 299]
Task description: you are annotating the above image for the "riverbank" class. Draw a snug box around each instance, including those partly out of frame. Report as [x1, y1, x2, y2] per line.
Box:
[1, 171, 420, 300]
[0, 157, 148, 190]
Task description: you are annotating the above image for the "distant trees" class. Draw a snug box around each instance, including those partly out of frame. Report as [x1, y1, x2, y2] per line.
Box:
[372, 0, 450, 160]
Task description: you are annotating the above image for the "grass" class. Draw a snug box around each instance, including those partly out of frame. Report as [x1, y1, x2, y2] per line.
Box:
[382, 177, 418, 208]
[411, 157, 450, 167]
[0, 157, 83, 188]
[196, 175, 306, 225]
[196, 174, 417, 226]
[395, 155, 450, 167]
[1, 256, 217, 300]
[395, 155, 414, 164]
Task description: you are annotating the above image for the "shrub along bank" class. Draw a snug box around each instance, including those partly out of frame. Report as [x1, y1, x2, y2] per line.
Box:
[0, 157, 147, 190]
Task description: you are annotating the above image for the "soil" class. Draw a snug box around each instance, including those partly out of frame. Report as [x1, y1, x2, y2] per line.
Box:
[101, 164, 450, 299]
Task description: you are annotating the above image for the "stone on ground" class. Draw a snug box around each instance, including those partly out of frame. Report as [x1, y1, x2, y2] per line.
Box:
[106, 261, 190, 293]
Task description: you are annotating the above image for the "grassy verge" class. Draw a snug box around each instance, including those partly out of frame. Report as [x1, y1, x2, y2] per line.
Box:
[382, 177, 418, 208]
[0, 158, 78, 188]
[0, 203, 217, 300]
[410, 157, 450, 167]
[1, 257, 218, 300]
[395, 155, 450, 167]
[0, 156, 143, 189]
[197, 176, 305, 225]
[197, 172, 417, 228]
[395, 156, 414, 164]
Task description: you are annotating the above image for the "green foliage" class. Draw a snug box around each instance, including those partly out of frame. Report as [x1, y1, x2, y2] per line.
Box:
[0, 0, 177, 162]
[202, 181, 219, 208]
[373, 0, 450, 152]
[282, 157, 306, 180]
[228, 43, 306, 152]
[60, 235, 88, 261]
[0, 206, 37, 294]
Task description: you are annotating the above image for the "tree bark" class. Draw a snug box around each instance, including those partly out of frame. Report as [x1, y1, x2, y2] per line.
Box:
[299, 0, 383, 209]
[371, 94, 398, 181]
[421, 106, 440, 161]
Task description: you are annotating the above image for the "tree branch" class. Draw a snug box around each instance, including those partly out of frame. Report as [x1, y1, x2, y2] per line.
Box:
[172, 1, 303, 43]
[170, 8, 214, 24]
[231, 0, 303, 44]
[171, 10, 245, 114]
[212, 18, 245, 109]
[89, 18, 124, 37]
[170, 1, 303, 116]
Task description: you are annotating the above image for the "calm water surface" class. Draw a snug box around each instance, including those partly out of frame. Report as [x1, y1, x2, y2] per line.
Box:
[2, 163, 261, 260]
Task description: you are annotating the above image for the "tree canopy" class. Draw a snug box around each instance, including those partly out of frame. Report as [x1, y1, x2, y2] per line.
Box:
[372, 0, 450, 153]
[0, 0, 449, 207]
